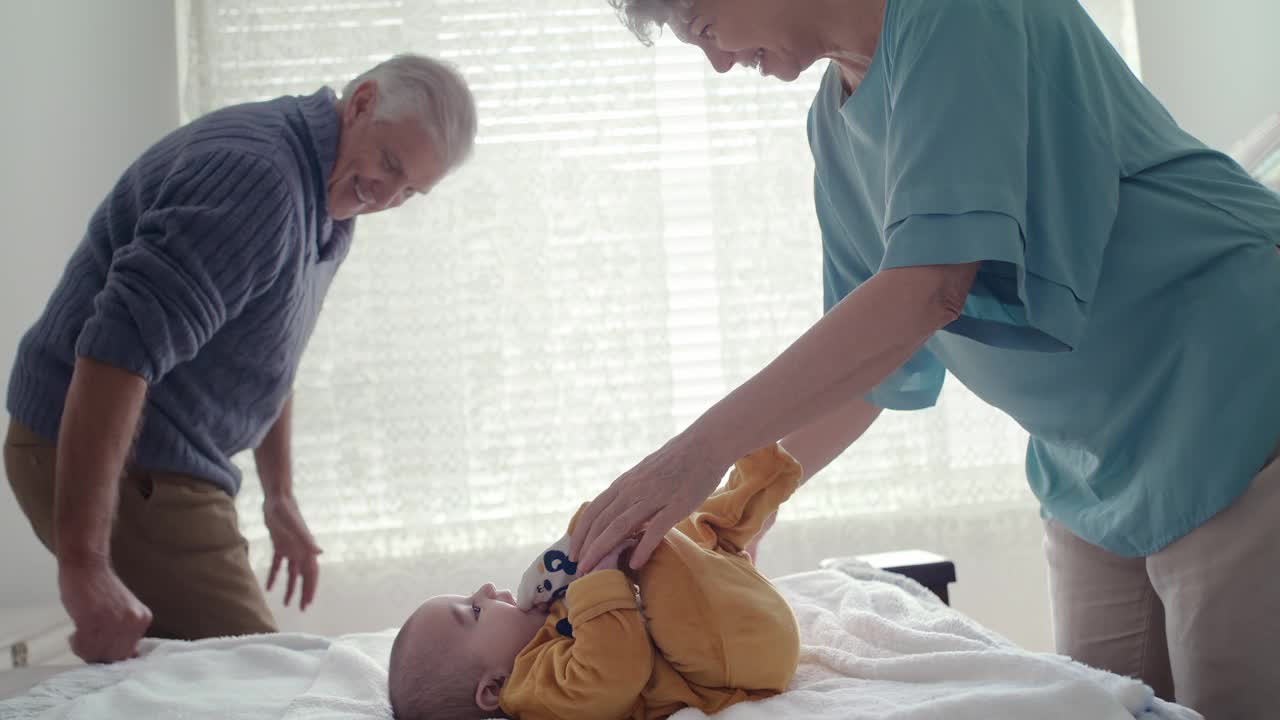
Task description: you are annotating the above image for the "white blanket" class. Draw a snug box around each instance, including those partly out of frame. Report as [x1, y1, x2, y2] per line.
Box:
[1, 565, 1202, 720]
[674, 563, 1202, 720]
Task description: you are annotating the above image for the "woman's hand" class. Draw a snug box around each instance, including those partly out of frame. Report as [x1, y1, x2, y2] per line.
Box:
[571, 432, 727, 574]
[595, 539, 639, 573]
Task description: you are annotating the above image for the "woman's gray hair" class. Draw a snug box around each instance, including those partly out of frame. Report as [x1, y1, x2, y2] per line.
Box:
[343, 53, 478, 172]
[608, 0, 690, 45]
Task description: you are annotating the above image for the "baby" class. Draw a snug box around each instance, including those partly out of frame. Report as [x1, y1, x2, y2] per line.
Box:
[388, 443, 802, 720]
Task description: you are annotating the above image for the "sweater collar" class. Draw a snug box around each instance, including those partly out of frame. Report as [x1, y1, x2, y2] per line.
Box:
[296, 87, 356, 255]
[297, 86, 341, 218]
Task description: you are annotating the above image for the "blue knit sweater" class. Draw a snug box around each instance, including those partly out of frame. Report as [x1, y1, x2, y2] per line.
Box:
[7, 88, 353, 495]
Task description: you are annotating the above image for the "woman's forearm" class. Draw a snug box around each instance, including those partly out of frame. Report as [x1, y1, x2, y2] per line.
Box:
[691, 262, 978, 470]
[780, 394, 882, 485]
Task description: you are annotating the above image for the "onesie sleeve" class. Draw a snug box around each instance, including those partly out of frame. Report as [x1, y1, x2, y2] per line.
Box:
[501, 571, 652, 720]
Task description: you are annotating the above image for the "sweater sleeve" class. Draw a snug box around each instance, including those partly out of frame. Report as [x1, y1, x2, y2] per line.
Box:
[503, 570, 653, 720]
[75, 150, 297, 383]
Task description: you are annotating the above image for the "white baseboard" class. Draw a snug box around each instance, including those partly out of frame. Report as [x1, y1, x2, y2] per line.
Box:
[0, 606, 73, 669]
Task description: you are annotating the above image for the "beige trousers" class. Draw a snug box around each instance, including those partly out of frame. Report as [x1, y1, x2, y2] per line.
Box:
[1044, 444, 1280, 720]
[4, 420, 277, 640]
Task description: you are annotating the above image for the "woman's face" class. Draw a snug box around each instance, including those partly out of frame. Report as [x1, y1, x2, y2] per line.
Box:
[669, 0, 813, 81]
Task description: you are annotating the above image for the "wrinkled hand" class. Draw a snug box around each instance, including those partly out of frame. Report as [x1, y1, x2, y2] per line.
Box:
[263, 494, 322, 611]
[571, 433, 725, 574]
[595, 539, 638, 573]
[58, 562, 153, 663]
[744, 510, 777, 564]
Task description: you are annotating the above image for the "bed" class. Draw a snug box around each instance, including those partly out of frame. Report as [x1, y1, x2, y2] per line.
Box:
[0, 555, 1202, 720]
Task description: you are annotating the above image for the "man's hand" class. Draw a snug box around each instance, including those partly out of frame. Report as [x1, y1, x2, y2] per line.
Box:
[53, 357, 150, 664]
[58, 561, 152, 663]
[263, 494, 322, 611]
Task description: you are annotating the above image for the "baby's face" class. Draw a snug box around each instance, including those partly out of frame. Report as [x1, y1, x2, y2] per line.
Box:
[404, 583, 548, 676]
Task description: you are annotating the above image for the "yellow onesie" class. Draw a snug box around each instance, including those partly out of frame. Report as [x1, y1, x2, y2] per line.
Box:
[499, 443, 802, 720]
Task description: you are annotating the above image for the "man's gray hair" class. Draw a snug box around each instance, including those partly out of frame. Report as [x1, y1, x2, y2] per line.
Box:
[343, 53, 478, 171]
[608, 0, 688, 45]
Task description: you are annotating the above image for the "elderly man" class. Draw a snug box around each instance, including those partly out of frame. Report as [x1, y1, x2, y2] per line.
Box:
[3, 53, 477, 663]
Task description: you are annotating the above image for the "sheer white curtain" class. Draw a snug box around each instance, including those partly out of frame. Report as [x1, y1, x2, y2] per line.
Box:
[179, 0, 1140, 641]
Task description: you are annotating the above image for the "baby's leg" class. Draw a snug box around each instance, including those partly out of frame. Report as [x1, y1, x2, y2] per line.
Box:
[673, 443, 802, 556]
[638, 444, 802, 693]
[638, 535, 799, 693]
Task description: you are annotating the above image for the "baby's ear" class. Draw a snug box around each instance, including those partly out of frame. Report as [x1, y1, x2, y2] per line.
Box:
[475, 670, 505, 712]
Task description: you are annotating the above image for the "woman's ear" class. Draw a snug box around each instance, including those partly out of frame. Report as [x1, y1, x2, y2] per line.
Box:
[475, 670, 506, 712]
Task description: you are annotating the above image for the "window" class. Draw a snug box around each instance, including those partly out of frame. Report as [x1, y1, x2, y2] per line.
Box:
[180, 0, 1141, 633]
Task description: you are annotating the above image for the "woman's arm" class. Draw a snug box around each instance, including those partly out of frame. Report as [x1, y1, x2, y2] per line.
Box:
[745, 396, 882, 561]
[572, 261, 979, 571]
[781, 394, 883, 487]
[695, 262, 975, 467]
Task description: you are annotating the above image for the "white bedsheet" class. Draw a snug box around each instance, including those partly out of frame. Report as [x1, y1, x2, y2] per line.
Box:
[0, 564, 1202, 719]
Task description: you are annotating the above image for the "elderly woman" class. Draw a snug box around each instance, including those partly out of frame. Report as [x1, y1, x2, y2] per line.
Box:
[570, 1, 1280, 717]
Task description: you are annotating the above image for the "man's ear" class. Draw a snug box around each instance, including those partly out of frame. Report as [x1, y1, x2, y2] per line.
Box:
[345, 79, 378, 125]
[475, 670, 506, 712]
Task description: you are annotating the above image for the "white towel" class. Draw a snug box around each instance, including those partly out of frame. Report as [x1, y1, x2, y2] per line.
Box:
[0, 632, 393, 720]
[670, 563, 1202, 720]
[0, 564, 1203, 719]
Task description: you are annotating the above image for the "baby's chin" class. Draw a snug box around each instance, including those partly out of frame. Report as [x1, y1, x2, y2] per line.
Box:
[518, 607, 551, 636]
[515, 596, 551, 614]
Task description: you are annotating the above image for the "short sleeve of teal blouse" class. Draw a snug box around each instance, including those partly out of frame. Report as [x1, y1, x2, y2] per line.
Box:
[810, 0, 1280, 555]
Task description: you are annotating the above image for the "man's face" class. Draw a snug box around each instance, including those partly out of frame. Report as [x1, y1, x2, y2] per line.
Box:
[327, 80, 448, 221]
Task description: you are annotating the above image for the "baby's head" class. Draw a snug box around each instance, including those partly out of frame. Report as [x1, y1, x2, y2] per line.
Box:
[389, 583, 547, 720]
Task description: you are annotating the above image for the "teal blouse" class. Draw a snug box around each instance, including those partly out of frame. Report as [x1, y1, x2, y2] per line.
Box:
[810, 0, 1280, 555]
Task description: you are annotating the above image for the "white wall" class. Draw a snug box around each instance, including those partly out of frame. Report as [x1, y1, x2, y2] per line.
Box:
[0, 1, 178, 626]
[1134, 0, 1280, 152]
